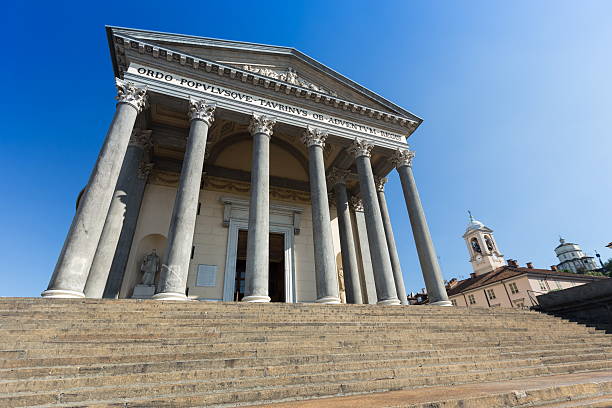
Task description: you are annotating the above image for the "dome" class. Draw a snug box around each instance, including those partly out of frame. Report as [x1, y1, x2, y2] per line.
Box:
[465, 212, 485, 232]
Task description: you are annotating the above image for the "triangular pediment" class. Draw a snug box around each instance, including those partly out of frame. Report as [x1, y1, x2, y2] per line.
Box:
[107, 26, 421, 123]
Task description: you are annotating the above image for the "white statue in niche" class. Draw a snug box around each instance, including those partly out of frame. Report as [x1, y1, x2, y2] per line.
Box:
[140, 249, 160, 285]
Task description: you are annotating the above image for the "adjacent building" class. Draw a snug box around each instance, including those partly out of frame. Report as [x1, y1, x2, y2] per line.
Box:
[447, 216, 606, 308]
[554, 238, 600, 273]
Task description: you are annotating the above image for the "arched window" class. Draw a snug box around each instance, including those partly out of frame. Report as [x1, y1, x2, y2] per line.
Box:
[484, 235, 495, 251]
[471, 238, 482, 254]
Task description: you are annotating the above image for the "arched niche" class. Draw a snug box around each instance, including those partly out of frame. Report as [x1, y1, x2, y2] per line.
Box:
[121, 233, 167, 298]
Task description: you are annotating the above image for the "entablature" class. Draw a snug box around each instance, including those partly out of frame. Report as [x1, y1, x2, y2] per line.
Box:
[110, 32, 420, 144]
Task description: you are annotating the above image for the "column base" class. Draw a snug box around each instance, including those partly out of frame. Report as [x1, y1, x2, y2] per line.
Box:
[378, 298, 402, 306]
[242, 295, 271, 303]
[152, 292, 190, 301]
[41, 289, 85, 299]
[315, 296, 341, 304]
[430, 300, 453, 306]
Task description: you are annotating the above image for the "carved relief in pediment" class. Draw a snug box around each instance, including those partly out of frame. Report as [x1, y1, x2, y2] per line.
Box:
[242, 65, 337, 97]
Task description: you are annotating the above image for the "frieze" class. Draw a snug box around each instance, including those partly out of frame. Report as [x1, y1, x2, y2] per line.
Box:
[127, 64, 406, 144]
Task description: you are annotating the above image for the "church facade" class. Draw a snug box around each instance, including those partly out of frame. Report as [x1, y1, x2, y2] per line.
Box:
[42, 27, 450, 306]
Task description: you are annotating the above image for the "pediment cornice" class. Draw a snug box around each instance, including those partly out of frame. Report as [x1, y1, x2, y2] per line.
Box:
[108, 28, 421, 136]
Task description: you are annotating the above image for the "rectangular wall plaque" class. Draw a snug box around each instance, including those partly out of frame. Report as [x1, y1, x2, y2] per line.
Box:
[196, 265, 217, 287]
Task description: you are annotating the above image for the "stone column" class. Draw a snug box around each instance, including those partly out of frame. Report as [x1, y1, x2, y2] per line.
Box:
[84, 129, 153, 298]
[350, 197, 377, 304]
[153, 99, 216, 301]
[375, 177, 409, 305]
[243, 114, 276, 303]
[42, 80, 147, 298]
[301, 127, 340, 304]
[392, 149, 451, 306]
[348, 139, 400, 305]
[329, 168, 363, 304]
[102, 158, 153, 298]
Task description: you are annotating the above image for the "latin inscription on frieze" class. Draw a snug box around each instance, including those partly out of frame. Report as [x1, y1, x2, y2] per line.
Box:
[127, 64, 405, 142]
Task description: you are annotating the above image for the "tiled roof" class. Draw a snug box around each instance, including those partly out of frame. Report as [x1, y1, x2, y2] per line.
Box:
[446, 266, 606, 297]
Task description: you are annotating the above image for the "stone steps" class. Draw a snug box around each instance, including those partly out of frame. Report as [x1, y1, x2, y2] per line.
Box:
[4, 353, 612, 395]
[258, 371, 612, 408]
[4, 362, 611, 407]
[4, 337, 610, 362]
[1, 298, 610, 407]
[3, 348, 608, 381]
[3, 327, 594, 341]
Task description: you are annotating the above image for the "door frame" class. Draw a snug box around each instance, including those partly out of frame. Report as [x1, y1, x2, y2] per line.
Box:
[222, 219, 296, 302]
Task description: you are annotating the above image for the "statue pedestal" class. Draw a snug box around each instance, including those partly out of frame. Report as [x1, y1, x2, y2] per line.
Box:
[132, 284, 156, 299]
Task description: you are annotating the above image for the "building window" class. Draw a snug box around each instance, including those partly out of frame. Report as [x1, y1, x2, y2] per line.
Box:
[484, 235, 495, 251]
[508, 282, 519, 294]
[468, 294, 476, 305]
[471, 238, 482, 254]
[486, 289, 496, 300]
[539, 280, 548, 291]
[196, 264, 218, 287]
[451, 299, 457, 306]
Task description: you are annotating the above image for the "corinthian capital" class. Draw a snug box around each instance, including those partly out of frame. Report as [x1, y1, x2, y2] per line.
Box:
[129, 128, 153, 150]
[348, 138, 373, 159]
[349, 196, 364, 212]
[327, 167, 351, 187]
[116, 79, 148, 112]
[189, 98, 216, 125]
[391, 148, 415, 168]
[249, 114, 276, 137]
[374, 177, 388, 192]
[301, 126, 328, 148]
[137, 161, 155, 180]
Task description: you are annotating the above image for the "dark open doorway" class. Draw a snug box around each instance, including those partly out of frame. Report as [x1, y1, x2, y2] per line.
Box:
[234, 230, 285, 302]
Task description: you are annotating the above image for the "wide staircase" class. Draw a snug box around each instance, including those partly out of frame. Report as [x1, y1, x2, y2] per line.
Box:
[0, 298, 611, 407]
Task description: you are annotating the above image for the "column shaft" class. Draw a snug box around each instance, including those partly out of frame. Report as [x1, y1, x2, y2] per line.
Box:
[102, 160, 150, 298]
[334, 182, 363, 304]
[395, 151, 450, 306]
[350, 140, 400, 305]
[303, 127, 340, 304]
[84, 131, 151, 298]
[154, 100, 215, 300]
[243, 115, 275, 303]
[43, 81, 146, 298]
[377, 185, 409, 305]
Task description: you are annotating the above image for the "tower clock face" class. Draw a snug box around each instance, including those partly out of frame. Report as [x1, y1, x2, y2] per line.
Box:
[476, 255, 483, 262]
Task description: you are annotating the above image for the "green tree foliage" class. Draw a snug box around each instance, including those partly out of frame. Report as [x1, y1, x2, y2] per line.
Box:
[602, 258, 612, 277]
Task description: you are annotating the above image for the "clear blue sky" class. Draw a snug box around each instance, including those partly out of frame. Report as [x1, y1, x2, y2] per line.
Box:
[2, 1, 611, 297]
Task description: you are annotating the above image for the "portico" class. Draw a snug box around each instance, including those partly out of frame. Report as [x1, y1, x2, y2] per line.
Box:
[43, 27, 451, 306]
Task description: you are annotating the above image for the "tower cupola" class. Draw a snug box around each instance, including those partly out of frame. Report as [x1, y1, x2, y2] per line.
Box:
[462, 212, 506, 276]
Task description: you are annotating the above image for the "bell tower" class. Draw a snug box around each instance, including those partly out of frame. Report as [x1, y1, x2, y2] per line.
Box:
[463, 212, 506, 276]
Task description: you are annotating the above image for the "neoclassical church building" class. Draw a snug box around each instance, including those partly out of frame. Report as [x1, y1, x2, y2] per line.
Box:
[43, 27, 450, 306]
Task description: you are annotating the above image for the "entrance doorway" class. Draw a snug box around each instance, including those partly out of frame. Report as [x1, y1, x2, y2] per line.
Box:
[233, 230, 285, 302]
